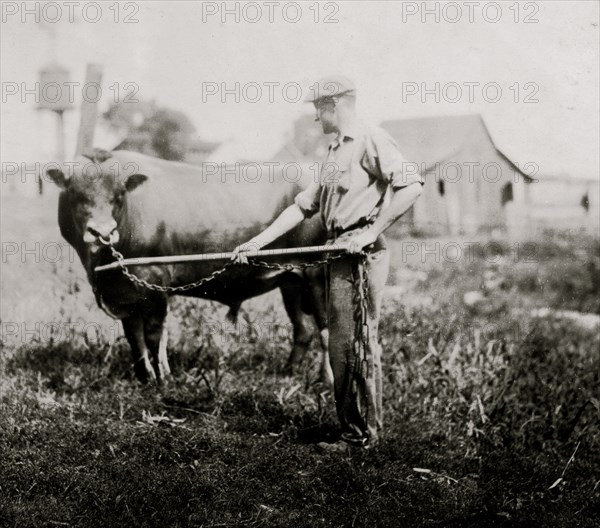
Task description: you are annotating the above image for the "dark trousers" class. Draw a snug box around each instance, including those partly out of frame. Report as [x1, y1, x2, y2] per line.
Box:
[326, 230, 390, 443]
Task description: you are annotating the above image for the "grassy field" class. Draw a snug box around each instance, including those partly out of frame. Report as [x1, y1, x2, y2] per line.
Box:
[1, 188, 599, 527]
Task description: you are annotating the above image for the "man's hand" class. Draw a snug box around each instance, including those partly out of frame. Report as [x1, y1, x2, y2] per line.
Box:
[346, 229, 378, 254]
[230, 204, 306, 264]
[231, 240, 263, 264]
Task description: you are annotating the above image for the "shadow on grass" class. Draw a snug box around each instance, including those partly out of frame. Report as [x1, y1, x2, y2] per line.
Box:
[4, 338, 134, 393]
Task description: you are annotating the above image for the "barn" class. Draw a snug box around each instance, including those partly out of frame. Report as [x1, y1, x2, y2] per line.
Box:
[380, 114, 533, 235]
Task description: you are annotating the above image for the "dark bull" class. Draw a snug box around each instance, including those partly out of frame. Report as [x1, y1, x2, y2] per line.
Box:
[48, 148, 331, 383]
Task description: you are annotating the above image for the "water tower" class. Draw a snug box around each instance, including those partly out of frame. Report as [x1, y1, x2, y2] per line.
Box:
[38, 62, 73, 163]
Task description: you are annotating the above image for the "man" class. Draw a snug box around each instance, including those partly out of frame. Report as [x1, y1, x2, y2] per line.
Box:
[234, 75, 423, 450]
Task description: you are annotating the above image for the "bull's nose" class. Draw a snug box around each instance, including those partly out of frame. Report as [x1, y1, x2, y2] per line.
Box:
[84, 221, 118, 243]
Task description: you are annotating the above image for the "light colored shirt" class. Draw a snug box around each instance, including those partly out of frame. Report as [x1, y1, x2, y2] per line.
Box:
[294, 120, 423, 232]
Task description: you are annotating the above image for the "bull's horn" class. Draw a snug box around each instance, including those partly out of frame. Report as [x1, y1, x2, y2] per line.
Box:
[81, 148, 112, 164]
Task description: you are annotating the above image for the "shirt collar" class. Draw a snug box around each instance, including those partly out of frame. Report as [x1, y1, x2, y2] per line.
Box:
[329, 120, 360, 151]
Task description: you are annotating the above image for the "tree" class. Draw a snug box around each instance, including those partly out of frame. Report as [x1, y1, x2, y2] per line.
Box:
[103, 100, 196, 161]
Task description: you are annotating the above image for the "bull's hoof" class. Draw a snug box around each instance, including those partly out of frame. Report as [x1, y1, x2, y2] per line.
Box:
[133, 367, 151, 384]
[319, 363, 334, 387]
[133, 362, 158, 385]
[156, 372, 174, 389]
[282, 362, 296, 377]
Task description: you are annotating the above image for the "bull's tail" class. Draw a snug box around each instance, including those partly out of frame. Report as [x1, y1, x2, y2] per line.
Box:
[300, 286, 314, 316]
[300, 266, 328, 330]
[226, 301, 242, 324]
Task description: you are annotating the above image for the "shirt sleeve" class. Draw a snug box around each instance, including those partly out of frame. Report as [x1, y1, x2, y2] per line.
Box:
[294, 179, 321, 218]
[364, 127, 424, 190]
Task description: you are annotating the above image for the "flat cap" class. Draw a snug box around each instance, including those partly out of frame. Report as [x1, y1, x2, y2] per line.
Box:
[304, 74, 356, 104]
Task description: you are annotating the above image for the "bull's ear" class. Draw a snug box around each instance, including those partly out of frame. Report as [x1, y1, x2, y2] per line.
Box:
[124, 173, 148, 192]
[47, 168, 68, 189]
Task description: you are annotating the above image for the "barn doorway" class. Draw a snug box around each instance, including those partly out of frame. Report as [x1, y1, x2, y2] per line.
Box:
[501, 182, 513, 206]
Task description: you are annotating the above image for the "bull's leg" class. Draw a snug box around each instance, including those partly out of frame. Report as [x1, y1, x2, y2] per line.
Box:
[141, 298, 170, 384]
[305, 266, 333, 386]
[317, 328, 333, 386]
[122, 315, 157, 383]
[158, 326, 171, 379]
[280, 277, 314, 375]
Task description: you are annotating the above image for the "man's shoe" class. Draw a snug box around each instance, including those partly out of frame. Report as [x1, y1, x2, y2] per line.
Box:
[316, 435, 377, 453]
[340, 432, 375, 449]
[315, 440, 351, 453]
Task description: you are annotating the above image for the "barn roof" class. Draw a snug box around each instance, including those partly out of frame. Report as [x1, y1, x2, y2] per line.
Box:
[381, 114, 533, 181]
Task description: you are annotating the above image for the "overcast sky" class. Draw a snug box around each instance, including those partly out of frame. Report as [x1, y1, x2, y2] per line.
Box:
[2, 1, 598, 178]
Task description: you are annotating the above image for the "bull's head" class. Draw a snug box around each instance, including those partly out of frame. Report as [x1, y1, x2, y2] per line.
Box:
[47, 153, 147, 252]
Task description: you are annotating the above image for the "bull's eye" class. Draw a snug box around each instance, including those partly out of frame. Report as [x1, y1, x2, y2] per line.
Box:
[70, 191, 92, 207]
[111, 192, 125, 207]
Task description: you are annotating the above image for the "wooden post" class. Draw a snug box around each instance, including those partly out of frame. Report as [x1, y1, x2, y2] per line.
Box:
[75, 63, 103, 157]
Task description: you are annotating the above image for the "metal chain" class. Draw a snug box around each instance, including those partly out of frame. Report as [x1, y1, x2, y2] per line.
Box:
[248, 252, 346, 272]
[106, 244, 236, 293]
[104, 242, 347, 293]
[351, 254, 370, 411]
